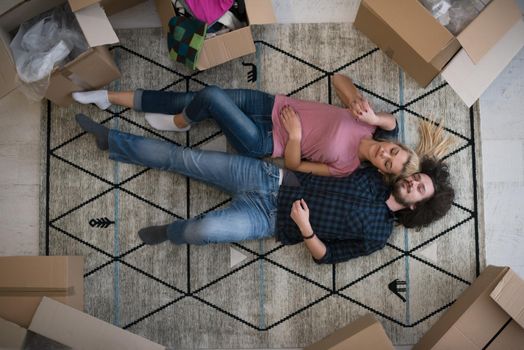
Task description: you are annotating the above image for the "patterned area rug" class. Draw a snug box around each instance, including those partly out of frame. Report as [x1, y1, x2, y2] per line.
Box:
[40, 25, 485, 348]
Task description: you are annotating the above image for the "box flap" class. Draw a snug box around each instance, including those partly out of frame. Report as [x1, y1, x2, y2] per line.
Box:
[154, 0, 175, 35]
[0, 27, 18, 98]
[490, 269, 524, 328]
[73, 3, 119, 47]
[245, 0, 276, 25]
[68, 0, 100, 12]
[29, 297, 166, 350]
[362, 0, 455, 63]
[486, 320, 524, 349]
[0, 0, 65, 32]
[99, 0, 147, 16]
[197, 26, 255, 70]
[457, 0, 522, 64]
[353, 1, 444, 87]
[0, 316, 27, 349]
[442, 18, 524, 107]
[0, 0, 25, 16]
[413, 266, 509, 350]
[305, 314, 394, 350]
[0, 256, 74, 292]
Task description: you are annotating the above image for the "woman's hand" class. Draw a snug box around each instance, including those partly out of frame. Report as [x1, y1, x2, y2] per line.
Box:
[280, 105, 302, 141]
[349, 98, 379, 126]
[290, 199, 312, 235]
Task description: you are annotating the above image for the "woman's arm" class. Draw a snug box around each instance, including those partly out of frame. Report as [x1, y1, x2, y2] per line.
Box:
[333, 73, 362, 108]
[333, 74, 397, 131]
[280, 106, 332, 176]
[290, 199, 327, 261]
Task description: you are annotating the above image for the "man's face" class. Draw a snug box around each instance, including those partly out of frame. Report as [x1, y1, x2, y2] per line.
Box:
[392, 173, 435, 208]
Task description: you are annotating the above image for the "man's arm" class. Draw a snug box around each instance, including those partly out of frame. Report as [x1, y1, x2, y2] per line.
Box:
[316, 239, 385, 264]
[290, 199, 327, 260]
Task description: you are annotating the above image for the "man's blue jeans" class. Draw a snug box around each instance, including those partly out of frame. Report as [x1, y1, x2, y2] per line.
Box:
[108, 130, 280, 244]
[134, 86, 275, 158]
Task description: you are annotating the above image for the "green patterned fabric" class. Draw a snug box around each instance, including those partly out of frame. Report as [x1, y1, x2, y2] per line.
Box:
[167, 16, 207, 70]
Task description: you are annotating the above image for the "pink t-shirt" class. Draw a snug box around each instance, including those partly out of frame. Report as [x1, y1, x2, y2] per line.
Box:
[271, 95, 376, 177]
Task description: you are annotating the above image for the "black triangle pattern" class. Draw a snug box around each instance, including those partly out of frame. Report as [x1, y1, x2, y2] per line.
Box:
[42, 38, 481, 338]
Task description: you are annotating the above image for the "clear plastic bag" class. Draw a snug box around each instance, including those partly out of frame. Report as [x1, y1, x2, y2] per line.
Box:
[419, 0, 488, 35]
[9, 4, 88, 100]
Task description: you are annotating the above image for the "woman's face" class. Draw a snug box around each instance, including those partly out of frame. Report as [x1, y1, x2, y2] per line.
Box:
[367, 141, 409, 175]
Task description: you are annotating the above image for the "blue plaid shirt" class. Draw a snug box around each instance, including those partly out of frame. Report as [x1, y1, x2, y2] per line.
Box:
[275, 167, 395, 264]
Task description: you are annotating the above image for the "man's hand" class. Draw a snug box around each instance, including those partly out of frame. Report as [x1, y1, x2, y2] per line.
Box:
[280, 105, 302, 141]
[290, 199, 312, 236]
[349, 98, 379, 126]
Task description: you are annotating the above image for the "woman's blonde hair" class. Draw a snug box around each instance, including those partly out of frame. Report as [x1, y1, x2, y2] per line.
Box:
[415, 119, 455, 160]
[379, 119, 453, 184]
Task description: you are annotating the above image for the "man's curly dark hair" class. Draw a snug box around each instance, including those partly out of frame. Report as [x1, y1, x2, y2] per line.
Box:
[396, 157, 454, 229]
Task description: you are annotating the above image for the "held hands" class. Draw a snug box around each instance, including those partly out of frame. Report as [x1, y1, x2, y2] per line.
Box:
[349, 97, 379, 126]
[290, 199, 312, 235]
[280, 105, 302, 140]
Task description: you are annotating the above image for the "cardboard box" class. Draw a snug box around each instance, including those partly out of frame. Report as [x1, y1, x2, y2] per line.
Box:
[0, 0, 135, 106]
[354, 0, 524, 106]
[0, 316, 71, 350]
[304, 314, 394, 350]
[0, 256, 84, 328]
[28, 297, 165, 350]
[154, 0, 275, 70]
[414, 266, 524, 349]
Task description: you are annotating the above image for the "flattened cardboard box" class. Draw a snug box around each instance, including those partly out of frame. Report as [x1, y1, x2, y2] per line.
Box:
[0, 0, 132, 106]
[0, 316, 71, 350]
[304, 314, 394, 350]
[354, 0, 524, 106]
[414, 266, 524, 350]
[0, 256, 84, 328]
[29, 297, 165, 350]
[155, 0, 275, 70]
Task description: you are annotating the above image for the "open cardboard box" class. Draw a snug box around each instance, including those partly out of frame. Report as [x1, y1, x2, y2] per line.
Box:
[304, 314, 394, 350]
[0, 256, 84, 328]
[354, 0, 524, 106]
[154, 0, 275, 70]
[414, 266, 524, 349]
[28, 297, 165, 349]
[0, 0, 147, 106]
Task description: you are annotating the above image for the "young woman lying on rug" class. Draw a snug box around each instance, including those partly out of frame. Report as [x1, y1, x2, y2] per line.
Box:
[75, 113, 454, 264]
[72, 74, 417, 182]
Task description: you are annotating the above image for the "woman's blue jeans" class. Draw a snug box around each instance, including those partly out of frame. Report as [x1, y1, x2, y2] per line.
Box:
[108, 130, 280, 245]
[134, 86, 275, 158]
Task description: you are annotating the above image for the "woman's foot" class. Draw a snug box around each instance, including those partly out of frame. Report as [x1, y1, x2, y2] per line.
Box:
[138, 224, 169, 245]
[72, 90, 111, 110]
[75, 114, 109, 150]
[145, 113, 191, 132]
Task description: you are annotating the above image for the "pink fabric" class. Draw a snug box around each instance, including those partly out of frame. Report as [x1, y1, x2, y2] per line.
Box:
[271, 95, 376, 177]
[184, 0, 234, 25]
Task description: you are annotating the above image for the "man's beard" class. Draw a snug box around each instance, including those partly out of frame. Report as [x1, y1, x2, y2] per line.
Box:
[392, 179, 414, 208]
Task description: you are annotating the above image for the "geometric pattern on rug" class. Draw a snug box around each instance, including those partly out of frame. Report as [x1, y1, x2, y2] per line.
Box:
[40, 25, 484, 348]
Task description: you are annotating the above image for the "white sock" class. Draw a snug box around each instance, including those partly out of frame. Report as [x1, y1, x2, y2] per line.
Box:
[145, 113, 191, 132]
[72, 90, 111, 110]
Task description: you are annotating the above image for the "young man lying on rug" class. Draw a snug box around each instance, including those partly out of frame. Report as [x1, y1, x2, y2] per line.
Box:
[75, 114, 454, 264]
[72, 74, 419, 183]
